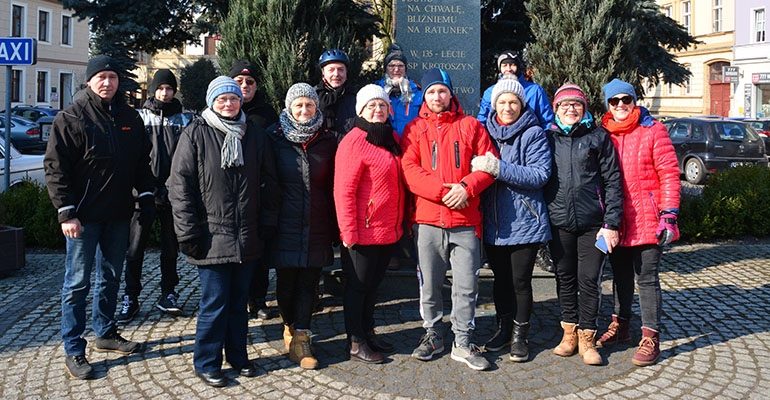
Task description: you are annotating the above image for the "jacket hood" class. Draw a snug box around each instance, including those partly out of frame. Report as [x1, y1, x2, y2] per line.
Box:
[639, 106, 654, 127]
[143, 97, 183, 116]
[486, 106, 539, 142]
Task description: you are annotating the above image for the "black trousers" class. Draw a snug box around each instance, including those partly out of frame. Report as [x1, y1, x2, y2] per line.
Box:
[485, 243, 539, 322]
[549, 227, 605, 331]
[248, 260, 270, 302]
[343, 244, 394, 343]
[276, 267, 322, 330]
[124, 203, 179, 297]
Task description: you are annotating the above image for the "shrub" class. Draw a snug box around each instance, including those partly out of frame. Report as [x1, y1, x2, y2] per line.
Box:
[0, 181, 64, 248]
[679, 166, 770, 241]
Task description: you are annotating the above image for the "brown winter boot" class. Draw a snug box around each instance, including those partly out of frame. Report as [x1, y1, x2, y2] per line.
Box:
[578, 329, 603, 365]
[289, 329, 318, 369]
[283, 324, 294, 351]
[597, 315, 631, 348]
[553, 322, 578, 357]
[632, 327, 661, 367]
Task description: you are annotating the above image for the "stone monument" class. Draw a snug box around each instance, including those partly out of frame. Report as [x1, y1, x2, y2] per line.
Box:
[395, 0, 481, 116]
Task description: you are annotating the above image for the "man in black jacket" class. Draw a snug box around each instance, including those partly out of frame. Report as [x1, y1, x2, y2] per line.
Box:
[229, 60, 279, 320]
[44, 55, 156, 380]
[118, 69, 194, 323]
[315, 48, 357, 137]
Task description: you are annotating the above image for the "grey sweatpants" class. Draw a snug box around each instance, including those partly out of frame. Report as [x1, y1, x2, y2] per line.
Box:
[414, 224, 481, 347]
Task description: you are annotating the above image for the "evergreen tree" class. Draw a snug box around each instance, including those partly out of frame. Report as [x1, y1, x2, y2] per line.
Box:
[525, 0, 697, 116]
[480, 0, 533, 90]
[62, 0, 217, 95]
[179, 59, 220, 113]
[217, 0, 381, 111]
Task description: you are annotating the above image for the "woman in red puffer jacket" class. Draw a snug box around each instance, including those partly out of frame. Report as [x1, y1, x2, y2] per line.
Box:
[334, 85, 405, 364]
[599, 78, 680, 367]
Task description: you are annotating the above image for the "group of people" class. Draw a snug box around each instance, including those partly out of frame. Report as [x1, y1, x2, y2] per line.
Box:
[43, 45, 680, 385]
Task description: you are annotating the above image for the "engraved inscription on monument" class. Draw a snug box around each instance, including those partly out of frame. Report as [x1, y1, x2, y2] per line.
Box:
[396, 0, 481, 116]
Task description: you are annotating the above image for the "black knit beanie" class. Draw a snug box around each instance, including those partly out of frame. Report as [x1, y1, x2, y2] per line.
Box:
[229, 60, 259, 81]
[86, 55, 119, 82]
[384, 43, 407, 69]
[148, 69, 177, 94]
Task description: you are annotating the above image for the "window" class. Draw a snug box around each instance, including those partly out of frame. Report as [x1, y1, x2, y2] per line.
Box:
[713, 0, 722, 33]
[12, 4, 25, 37]
[37, 71, 48, 103]
[682, 2, 691, 33]
[663, 5, 673, 19]
[38, 10, 50, 42]
[756, 9, 767, 43]
[11, 70, 23, 103]
[667, 82, 674, 96]
[61, 15, 72, 46]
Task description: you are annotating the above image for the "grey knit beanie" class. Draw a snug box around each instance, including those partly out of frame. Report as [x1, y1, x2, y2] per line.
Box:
[491, 76, 526, 106]
[355, 84, 391, 115]
[284, 82, 319, 110]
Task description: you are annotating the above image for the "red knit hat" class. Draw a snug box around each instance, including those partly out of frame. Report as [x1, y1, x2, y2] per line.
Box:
[553, 83, 587, 110]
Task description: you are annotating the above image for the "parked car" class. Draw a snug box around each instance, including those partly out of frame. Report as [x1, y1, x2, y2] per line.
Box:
[0, 105, 60, 122]
[662, 118, 768, 184]
[0, 116, 44, 154]
[0, 139, 46, 192]
[652, 115, 676, 122]
[744, 119, 770, 155]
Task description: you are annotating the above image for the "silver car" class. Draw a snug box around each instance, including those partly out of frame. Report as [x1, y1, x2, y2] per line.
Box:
[0, 139, 45, 192]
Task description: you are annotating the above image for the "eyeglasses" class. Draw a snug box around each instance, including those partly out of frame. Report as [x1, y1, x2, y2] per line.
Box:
[365, 101, 389, 110]
[387, 63, 406, 69]
[558, 102, 584, 110]
[234, 77, 256, 86]
[215, 95, 241, 105]
[608, 95, 634, 107]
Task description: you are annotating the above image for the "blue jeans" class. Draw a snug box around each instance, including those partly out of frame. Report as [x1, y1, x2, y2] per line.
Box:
[61, 220, 129, 356]
[194, 262, 254, 374]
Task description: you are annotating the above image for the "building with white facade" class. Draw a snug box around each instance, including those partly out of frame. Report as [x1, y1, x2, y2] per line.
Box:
[1, 0, 89, 110]
[732, 1, 769, 118]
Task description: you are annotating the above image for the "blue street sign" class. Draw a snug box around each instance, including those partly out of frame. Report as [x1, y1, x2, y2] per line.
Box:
[0, 38, 37, 65]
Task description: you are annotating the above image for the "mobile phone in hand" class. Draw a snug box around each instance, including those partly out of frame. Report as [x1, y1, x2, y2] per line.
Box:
[595, 236, 608, 254]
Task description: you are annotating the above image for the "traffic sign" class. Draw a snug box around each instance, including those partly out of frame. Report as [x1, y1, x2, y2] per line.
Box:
[0, 38, 37, 66]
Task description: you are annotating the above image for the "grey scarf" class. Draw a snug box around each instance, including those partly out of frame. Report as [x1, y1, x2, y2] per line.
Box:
[201, 108, 246, 169]
[383, 75, 414, 105]
[279, 109, 324, 144]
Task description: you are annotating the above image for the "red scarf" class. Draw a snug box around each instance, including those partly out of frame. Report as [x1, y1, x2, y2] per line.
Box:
[602, 106, 641, 136]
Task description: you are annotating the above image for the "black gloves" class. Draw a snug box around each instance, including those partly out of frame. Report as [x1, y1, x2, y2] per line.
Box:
[179, 237, 207, 259]
[137, 195, 157, 226]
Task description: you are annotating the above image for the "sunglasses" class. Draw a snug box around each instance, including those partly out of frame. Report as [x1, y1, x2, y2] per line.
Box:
[608, 95, 634, 107]
[235, 78, 256, 86]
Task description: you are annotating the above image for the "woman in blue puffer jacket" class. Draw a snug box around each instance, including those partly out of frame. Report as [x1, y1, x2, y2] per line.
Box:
[471, 76, 551, 362]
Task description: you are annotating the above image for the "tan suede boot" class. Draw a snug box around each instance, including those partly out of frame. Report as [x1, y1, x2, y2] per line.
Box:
[289, 329, 318, 369]
[578, 329, 603, 365]
[283, 324, 294, 351]
[553, 322, 578, 356]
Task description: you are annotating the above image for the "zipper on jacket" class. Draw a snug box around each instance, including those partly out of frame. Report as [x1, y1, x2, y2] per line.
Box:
[75, 179, 92, 213]
[365, 199, 374, 228]
[454, 141, 460, 168]
[649, 192, 659, 222]
[431, 141, 437, 170]
[521, 198, 539, 222]
[596, 186, 605, 213]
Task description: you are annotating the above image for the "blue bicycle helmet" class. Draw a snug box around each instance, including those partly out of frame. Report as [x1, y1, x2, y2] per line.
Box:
[318, 48, 350, 68]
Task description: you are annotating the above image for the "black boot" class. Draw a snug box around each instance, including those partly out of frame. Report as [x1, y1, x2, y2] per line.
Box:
[509, 320, 530, 362]
[484, 313, 513, 352]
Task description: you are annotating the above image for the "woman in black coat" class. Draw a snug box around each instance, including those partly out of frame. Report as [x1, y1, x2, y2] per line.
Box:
[264, 82, 337, 370]
[167, 76, 279, 387]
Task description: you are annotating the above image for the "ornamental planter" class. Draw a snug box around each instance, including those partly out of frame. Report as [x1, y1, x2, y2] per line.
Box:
[0, 225, 24, 277]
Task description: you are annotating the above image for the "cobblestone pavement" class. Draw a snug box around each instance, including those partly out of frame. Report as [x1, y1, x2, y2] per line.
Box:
[1, 239, 769, 399]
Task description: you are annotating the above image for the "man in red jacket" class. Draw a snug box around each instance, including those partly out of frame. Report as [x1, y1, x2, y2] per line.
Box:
[401, 68, 497, 371]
